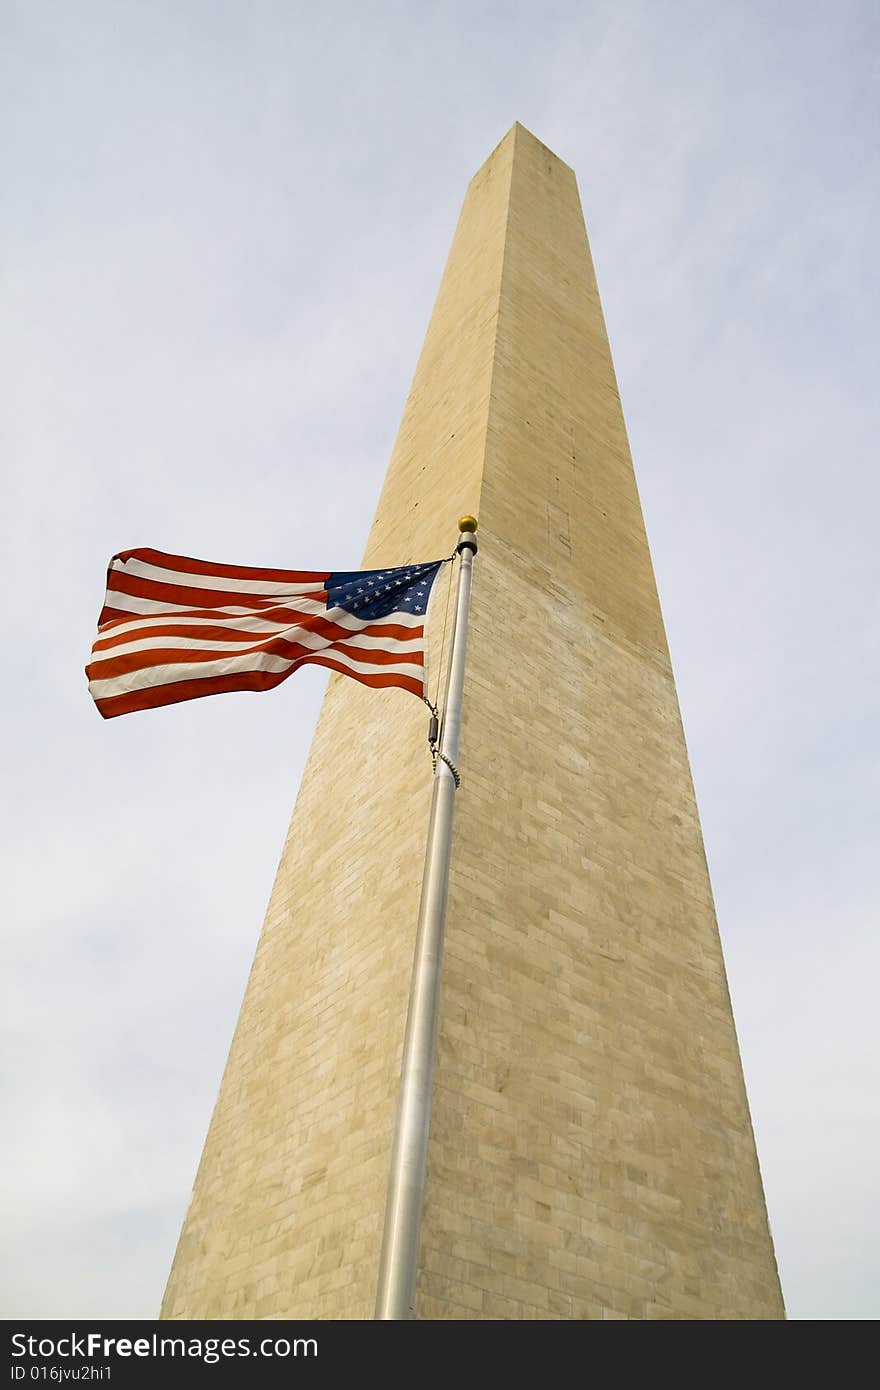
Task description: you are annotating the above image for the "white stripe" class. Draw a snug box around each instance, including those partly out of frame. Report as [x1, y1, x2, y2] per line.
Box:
[88, 649, 423, 699]
[114, 556, 327, 597]
[309, 629, 421, 652]
[301, 648, 423, 680]
[104, 589, 329, 619]
[99, 597, 425, 632]
[91, 629, 423, 660]
[97, 608, 325, 640]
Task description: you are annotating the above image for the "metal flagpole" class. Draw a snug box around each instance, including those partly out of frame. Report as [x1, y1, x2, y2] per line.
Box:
[374, 515, 479, 1320]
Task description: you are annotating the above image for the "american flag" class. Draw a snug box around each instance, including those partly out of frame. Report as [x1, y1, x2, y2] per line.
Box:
[86, 547, 445, 719]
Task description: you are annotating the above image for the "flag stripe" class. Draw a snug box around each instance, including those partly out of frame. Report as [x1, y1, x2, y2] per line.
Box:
[100, 590, 327, 620]
[92, 658, 424, 719]
[94, 605, 424, 643]
[114, 555, 330, 597]
[91, 628, 424, 658]
[88, 638, 424, 680]
[106, 568, 328, 612]
[88, 646, 424, 698]
[113, 547, 330, 586]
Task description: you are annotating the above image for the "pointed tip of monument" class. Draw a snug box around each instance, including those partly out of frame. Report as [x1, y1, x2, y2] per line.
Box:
[491, 121, 575, 174]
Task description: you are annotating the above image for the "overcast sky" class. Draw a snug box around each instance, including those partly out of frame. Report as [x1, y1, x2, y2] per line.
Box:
[2, 0, 877, 1321]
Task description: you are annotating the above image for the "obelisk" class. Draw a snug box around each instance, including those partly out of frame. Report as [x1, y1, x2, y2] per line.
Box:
[162, 124, 784, 1320]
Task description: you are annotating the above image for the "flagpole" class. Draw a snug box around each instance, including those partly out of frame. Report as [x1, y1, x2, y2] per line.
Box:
[374, 515, 479, 1320]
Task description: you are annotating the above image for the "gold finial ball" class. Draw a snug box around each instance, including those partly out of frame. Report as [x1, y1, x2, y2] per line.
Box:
[458, 515, 478, 533]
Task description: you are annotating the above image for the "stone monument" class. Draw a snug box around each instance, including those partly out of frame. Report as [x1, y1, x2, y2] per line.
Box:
[161, 123, 784, 1320]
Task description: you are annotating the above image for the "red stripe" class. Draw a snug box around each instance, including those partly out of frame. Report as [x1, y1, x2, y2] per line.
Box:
[92, 660, 423, 718]
[89, 645, 310, 680]
[302, 654, 423, 696]
[106, 570, 328, 612]
[93, 623, 270, 651]
[87, 639, 422, 681]
[112, 547, 330, 586]
[97, 600, 338, 630]
[92, 613, 424, 651]
[97, 606, 140, 627]
[94, 667, 307, 717]
[328, 641, 421, 668]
